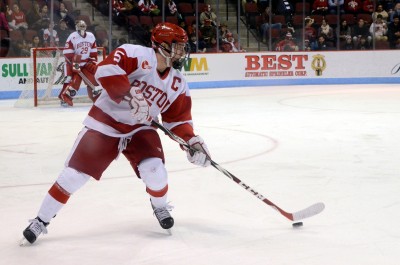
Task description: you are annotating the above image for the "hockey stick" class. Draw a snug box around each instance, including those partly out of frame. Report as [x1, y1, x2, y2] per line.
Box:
[64, 63, 325, 221]
[151, 120, 325, 222]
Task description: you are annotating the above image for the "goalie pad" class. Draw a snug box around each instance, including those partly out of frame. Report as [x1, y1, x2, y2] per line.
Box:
[67, 74, 83, 90]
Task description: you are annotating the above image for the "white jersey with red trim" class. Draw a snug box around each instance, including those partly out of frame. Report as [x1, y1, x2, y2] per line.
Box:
[84, 44, 194, 139]
[63, 31, 98, 66]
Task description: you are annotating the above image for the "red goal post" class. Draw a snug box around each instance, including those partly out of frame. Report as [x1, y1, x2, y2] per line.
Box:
[14, 46, 106, 107]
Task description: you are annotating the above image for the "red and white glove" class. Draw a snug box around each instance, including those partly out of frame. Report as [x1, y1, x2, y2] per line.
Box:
[85, 60, 97, 74]
[186, 136, 211, 167]
[124, 86, 151, 124]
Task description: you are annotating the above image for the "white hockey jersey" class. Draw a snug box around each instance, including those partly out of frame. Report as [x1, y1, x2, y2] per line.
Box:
[85, 44, 194, 140]
[63, 31, 98, 66]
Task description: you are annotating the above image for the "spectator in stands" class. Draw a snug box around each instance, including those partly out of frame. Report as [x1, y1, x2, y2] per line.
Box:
[222, 32, 246, 52]
[187, 19, 202, 40]
[389, 3, 400, 22]
[18, 39, 32, 56]
[39, 4, 50, 21]
[339, 19, 352, 41]
[138, 0, 160, 16]
[304, 16, 317, 44]
[362, 0, 374, 14]
[341, 35, 355, 49]
[312, 35, 330, 50]
[31, 35, 43, 50]
[219, 22, 231, 42]
[12, 34, 42, 58]
[188, 33, 206, 53]
[5, 3, 12, 20]
[56, 19, 72, 46]
[199, 4, 218, 27]
[344, 0, 362, 15]
[29, 3, 50, 32]
[328, 0, 344, 14]
[352, 18, 372, 44]
[54, 2, 75, 30]
[259, 7, 282, 43]
[166, 0, 180, 19]
[369, 14, 388, 41]
[356, 36, 371, 49]
[387, 14, 400, 48]
[312, 0, 329, 15]
[372, 4, 389, 23]
[206, 36, 222, 53]
[11, 38, 26, 56]
[8, 3, 28, 31]
[42, 21, 59, 47]
[275, 32, 299, 51]
[317, 18, 335, 46]
[176, 21, 186, 35]
[0, 4, 10, 36]
[200, 19, 217, 46]
[26, 1, 42, 31]
[303, 39, 312, 51]
[6, 34, 41, 57]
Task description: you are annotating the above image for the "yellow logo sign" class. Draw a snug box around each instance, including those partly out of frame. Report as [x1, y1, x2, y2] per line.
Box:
[311, 54, 326, 76]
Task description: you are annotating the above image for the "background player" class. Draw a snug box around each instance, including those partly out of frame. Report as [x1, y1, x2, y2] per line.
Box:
[21, 22, 211, 245]
[58, 20, 99, 107]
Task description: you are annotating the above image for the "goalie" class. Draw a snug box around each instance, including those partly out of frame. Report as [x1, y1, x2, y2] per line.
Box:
[58, 20, 101, 107]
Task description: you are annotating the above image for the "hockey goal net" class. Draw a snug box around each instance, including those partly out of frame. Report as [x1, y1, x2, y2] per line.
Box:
[14, 47, 106, 107]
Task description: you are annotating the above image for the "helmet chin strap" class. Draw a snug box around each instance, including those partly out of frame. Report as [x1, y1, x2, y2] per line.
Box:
[157, 45, 174, 68]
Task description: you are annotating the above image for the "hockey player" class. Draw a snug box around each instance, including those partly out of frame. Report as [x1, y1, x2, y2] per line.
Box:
[58, 20, 100, 107]
[21, 22, 211, 245]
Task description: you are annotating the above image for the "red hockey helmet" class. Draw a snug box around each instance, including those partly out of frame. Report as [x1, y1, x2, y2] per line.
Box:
[151, 22, 188, 46]
[151, 22, 190, 70]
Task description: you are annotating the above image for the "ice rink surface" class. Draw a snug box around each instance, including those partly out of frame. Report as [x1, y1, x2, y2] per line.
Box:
[1, 84, 400, 265]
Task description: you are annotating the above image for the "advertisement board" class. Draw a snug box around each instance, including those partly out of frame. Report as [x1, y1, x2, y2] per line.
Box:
[1, 50, 400, 99]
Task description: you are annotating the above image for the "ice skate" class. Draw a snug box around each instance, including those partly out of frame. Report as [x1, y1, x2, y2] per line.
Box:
[20, 217, 48, 246]
[60, 100, 69, 107]
[151, 201, 174, 234]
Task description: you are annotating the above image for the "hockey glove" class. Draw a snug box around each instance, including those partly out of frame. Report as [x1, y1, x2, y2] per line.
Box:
[186, 136, 211, 167]
[85, 60, 97, 74]
[124, 86, 151, 124]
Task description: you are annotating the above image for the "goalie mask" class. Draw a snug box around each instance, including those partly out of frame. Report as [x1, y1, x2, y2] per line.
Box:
[151, 22, 190, 70]
[75, 20, 87, 37]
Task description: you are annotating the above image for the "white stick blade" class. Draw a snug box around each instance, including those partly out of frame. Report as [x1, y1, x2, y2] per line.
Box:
[292, 202, 325, 221]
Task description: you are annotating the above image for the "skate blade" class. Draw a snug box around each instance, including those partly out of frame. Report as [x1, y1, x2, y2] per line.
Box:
[19, 237, 30, 246]
[166, 229, 172, 235]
